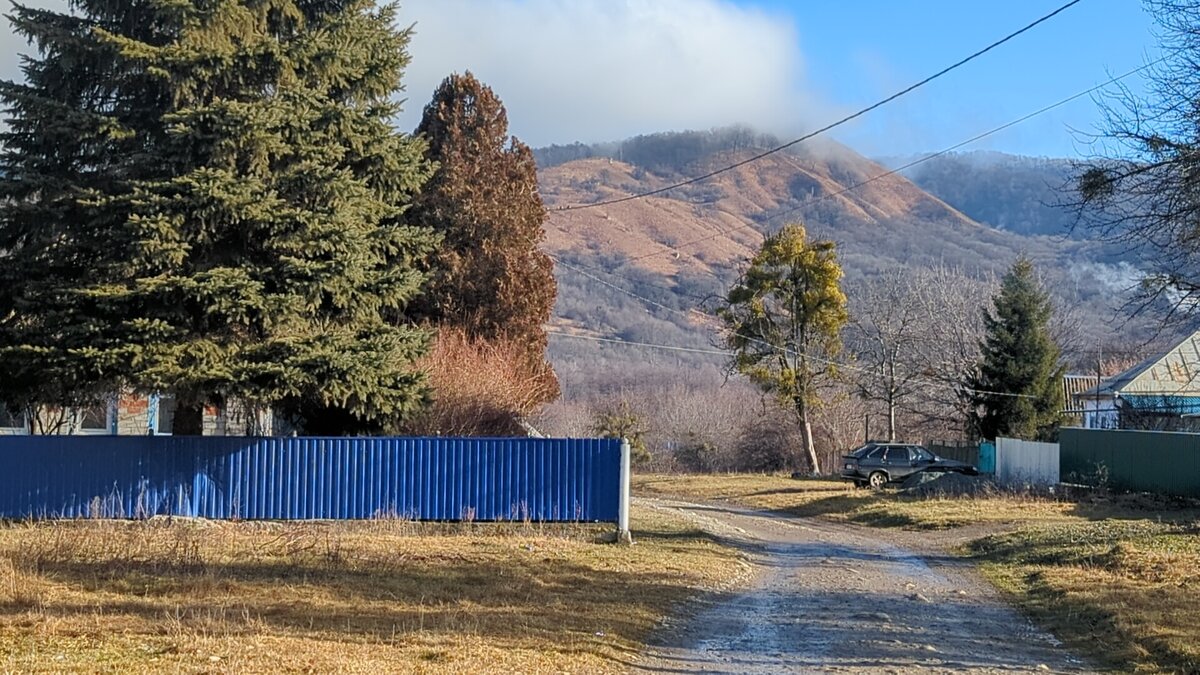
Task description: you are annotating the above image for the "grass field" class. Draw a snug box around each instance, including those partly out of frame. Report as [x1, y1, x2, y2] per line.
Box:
[637, 472, 1200, 673]
[0, 507, 746, 673]
[635, 473, 1079, 529]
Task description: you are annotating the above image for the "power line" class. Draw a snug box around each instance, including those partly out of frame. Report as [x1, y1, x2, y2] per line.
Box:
[553, 0, 1085, 212]
[609, 57, 1162, 269]
[762, 57, 1167, 227]
[547, 330, 730, 357]
[550, 255, 700, 319]
[552, 262, 1038, 399]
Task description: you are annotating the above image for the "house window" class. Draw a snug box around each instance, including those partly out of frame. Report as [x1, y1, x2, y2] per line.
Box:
[74, 403, 113, 435]
[152, 396, 177, 435]
[0, 404, 28, 434]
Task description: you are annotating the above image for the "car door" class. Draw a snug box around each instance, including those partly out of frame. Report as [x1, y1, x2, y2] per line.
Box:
[858, 446, 885, 474]
[883, 446, 915, 478]
[909, 446, 936, 471]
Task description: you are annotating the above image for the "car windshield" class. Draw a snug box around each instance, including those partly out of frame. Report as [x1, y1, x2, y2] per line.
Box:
[912, 447, 935, 461]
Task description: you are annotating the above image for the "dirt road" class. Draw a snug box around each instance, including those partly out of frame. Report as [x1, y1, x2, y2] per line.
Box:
[635, 498, 1091, 674]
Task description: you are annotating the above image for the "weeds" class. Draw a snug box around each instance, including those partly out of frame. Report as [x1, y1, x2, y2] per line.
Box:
[0, 508, 742, 673]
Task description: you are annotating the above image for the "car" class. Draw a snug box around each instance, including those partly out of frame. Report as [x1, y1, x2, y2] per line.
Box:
[840, 441, 978, 489]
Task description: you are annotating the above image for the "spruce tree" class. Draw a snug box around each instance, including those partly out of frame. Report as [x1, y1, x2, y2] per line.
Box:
[0, 1, 436, 433]
[969, 258, 1065, 441]
[409, 72, 558, 402]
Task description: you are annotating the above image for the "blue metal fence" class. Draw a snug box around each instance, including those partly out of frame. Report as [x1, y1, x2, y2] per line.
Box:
[0, 436, 622, 521]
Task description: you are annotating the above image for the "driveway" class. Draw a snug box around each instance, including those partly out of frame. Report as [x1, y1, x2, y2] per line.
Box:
[634, 498, 1091, 674]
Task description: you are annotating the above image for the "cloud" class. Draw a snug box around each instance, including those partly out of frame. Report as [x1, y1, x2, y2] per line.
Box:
[0, 1, 826, 147]
[398, 0, 828, 146]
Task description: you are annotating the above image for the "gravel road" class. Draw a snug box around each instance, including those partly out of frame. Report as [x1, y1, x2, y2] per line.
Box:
[634, 498, 1092, 674]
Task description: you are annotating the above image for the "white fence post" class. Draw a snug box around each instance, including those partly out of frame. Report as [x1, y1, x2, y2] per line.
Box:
[617, 438, 632, 544]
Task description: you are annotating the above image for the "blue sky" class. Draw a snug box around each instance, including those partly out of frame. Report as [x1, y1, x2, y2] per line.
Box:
[750, 0, 1160, 157]
[397, 0, 1160, 159]
[0, 1, 1162, 159]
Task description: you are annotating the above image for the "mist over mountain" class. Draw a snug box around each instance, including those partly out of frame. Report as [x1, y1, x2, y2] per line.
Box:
[534, 128, 1160, 393]
[880, 151, 1082, 240]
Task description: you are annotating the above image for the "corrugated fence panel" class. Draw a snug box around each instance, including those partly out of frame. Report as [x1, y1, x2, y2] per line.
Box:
[927, 442, 980, 468]
[0, 436, 622, 521]
[995, 437, 1060, 486]
[1059, 427, 1200, 497]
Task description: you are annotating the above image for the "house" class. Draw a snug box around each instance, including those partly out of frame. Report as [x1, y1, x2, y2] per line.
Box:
[0, 393, 271, 436]
[1074, 330, 1200, 430]
[1061, 374, 1101, 427]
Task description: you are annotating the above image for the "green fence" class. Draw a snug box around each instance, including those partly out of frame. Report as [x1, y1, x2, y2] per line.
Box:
[926, 440, 995, 473]
[1059, 427, 1200, 497]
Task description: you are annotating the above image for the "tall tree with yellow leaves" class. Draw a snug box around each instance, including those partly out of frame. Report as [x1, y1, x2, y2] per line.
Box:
[717, 223, 848, 474]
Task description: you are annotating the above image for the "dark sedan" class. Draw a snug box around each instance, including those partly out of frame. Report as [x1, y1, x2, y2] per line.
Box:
[841, 442, 978, 489]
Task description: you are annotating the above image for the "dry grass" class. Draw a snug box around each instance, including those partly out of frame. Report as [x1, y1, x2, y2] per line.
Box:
[638, 472, 1200, 672]
[975, 522, 1200, 673]
[0, 507, 744, 673]
[635, 473, 1079, 530]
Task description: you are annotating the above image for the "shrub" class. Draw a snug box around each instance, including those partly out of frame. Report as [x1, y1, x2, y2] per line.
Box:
[590, 400, 651, 464]
[731, 414, 803, 472]
[404, 329, 558, 436]
[673, 433, 722, 473]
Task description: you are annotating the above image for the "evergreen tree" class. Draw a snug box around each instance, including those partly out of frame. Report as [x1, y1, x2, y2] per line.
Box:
[717, 223, 848, 474]
[590, 400, 651, 465]
[409, 72, 558, 402]
[0, 1, 436, 433]
[969, 258, 1065, 441]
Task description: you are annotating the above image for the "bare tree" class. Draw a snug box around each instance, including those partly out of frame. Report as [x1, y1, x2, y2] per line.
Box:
[1073, 1, 1200, 324]
[812, 382, 872, 468]
[846, 266, 997, 440]
[847, 269, 927, 440]
[909, 267, 998, 436]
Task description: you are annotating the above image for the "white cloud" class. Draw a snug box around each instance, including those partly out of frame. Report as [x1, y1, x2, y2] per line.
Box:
[398, 0, 828, 145]
[0, 1, 825, 147]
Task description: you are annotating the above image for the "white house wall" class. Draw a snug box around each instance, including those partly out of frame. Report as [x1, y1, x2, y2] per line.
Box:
[1081, 398, 1119, 430]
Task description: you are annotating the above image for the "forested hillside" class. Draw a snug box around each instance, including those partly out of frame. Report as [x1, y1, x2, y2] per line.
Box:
[885, 151, 1081, 239]
[536, 129, 1153, 401]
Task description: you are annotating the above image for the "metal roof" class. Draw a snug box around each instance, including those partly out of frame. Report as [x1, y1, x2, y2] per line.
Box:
[1062, 374, 1102, 413]
[1079, 331, 1200, 397]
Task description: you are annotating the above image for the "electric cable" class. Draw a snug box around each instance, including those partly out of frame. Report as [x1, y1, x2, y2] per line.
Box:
[610, 57, 1163, 269]
[554, 0, 1085, 211]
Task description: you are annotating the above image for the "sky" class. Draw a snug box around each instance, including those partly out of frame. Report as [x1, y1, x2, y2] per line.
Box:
[0, 0, 1161, 159]
[397, 0, 1159, 158]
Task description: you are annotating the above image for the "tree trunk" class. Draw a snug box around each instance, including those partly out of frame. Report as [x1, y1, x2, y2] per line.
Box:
[887, 395, 897, 441]
[887, 359, 898, 441]
[173, 402, 204, 436]
[796, 394, 820, 474]
[802, 418, 819, 475]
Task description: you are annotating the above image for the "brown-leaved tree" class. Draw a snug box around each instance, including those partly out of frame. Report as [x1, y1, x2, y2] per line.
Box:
[410, 72, 559, 422]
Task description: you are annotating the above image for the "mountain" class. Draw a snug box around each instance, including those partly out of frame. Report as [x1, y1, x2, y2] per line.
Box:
[882, 151, 1082, 239]
[534, 129, 1144, 395]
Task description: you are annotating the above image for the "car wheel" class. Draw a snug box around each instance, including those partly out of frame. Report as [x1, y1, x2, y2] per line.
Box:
[868, 471, 888, 489]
